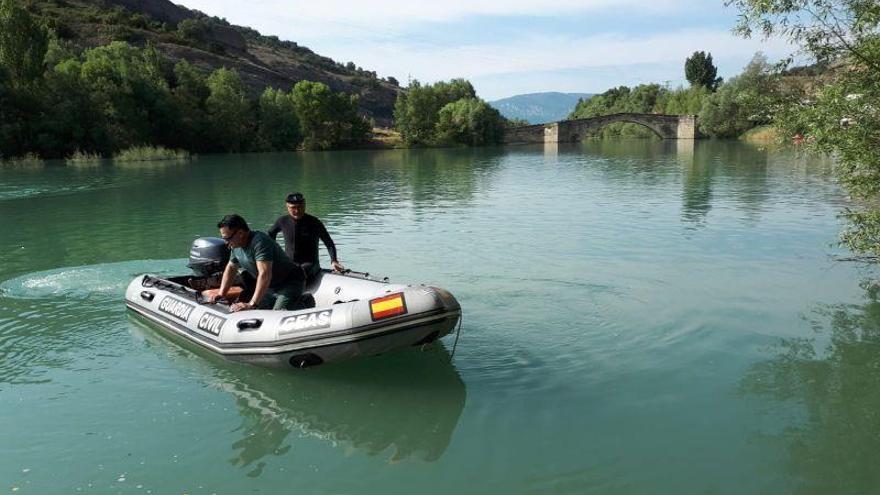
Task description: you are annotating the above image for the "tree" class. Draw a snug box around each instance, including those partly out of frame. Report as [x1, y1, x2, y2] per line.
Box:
[0, 0, 49, 89]
[78, 42, 176, 151]
[698, 83, 752, 137]
[205, 67, 253, 152]
[37, 58, 108, 156]
[170, 59, 211, 152]
[393, 78, 478, 145]
[685, 51, 721, 91]
[727, 0, 880, 256]
[290, 80, 369, 150]
[257, 87, 300, 151]
[698, 53, 780, 137]
[435, 98, 505, 146]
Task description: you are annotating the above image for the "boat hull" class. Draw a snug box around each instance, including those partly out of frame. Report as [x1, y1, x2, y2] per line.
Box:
[124, 272, 461, 368]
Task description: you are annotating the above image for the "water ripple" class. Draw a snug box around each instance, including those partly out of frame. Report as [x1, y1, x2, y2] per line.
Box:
[0, 260, 184, 300]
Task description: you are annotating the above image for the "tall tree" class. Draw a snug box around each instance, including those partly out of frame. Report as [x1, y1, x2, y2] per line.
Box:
[257, 87, 300, 151]
[291, 80, 368, 150]
[393, 78, 478, 145]
[685, 51, 721, 91]
[170, 60, 211, 152]
[435, 98, 505, 146]
[727, 0, 880, 256]
[698, 53, 779, 137]
[0, 0, 48, 88]
[78, 42, 175, 151]
[205, 67, 253, 152]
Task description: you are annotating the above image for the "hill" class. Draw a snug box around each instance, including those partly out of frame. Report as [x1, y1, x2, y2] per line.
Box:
[489, 92, 594, 124]
[23, 0, 400, 124]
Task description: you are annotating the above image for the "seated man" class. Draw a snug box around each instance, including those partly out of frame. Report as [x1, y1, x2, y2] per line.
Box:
[209, 214, 304, 312]
[268, 192, 344, 281]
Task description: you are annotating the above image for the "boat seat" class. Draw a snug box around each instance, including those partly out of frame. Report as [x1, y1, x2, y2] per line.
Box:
[201, 286, 244, 302]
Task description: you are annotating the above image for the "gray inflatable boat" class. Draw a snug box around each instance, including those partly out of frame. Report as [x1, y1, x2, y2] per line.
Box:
[124, 238, 462, 368]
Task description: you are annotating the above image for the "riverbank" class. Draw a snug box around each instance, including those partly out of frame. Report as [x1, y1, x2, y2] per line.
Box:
[2, 125, 792, 166]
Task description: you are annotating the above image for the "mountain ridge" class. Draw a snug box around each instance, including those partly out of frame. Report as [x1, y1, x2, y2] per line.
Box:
[490, 92, 594, 124]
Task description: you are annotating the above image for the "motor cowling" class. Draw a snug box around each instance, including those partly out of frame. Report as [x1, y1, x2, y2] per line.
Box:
[187, 237, 229, 277]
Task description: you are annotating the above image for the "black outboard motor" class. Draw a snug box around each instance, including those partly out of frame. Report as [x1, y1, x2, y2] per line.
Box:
[187, 237, 230, 277]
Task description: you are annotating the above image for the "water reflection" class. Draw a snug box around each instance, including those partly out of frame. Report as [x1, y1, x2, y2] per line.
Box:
[129, 316, 466, 472]
[681, 157, 714, 226]
[741, 285, 880, 493]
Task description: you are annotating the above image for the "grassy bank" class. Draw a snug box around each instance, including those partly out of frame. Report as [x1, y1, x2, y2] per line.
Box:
[65, 150, 103, 165]
[739, 125, 781, 144]
[113, 146, 192, 162]
[364, 127, 405, 149]
[1, 153, 45, 167]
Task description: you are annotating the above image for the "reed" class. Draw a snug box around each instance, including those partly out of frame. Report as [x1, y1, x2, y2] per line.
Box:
[1, 153, 45, 167]
[65, 150, 103, 164]
[113, 146, 191, 162]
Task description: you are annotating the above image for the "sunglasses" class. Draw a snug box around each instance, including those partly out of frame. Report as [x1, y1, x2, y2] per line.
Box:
[221, 230, 239, 243]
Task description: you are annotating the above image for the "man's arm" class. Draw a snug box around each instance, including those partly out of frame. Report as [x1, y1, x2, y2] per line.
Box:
[317, 221, 344, 272]
[267, 218, 281, 239]
[209, 261, 238, 303]
[232, 261, 272, 312]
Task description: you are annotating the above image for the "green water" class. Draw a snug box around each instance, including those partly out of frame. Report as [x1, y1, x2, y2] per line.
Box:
[2, 141, 879, 494]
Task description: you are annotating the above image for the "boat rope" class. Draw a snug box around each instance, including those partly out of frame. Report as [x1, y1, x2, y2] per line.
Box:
[450, 313, 463, 361]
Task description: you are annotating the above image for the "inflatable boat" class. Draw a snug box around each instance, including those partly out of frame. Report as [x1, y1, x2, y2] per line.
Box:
[124, 238, 462, 368]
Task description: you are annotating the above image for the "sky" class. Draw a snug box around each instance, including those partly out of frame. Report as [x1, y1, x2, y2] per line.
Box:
[173, 0, 796, 101]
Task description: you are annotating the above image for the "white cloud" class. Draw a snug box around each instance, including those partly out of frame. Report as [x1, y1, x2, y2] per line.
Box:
[172, 1, 797, 99]
[176, 0, 689, 38]
[320, 28, 795, 83]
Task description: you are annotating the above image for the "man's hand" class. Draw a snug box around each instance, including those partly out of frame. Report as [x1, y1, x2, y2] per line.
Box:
[231, 301, 255, 312]
[331, 260, 345, 272]
[206, 291, 226, 304]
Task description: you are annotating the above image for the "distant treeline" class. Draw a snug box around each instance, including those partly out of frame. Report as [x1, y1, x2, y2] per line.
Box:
[393, 79, 508, 147]
[0, 0, 371, 159]
[569, 52, 789, 139]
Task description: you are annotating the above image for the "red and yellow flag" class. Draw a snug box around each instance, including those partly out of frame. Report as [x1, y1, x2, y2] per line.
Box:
[370, 293, 407, 321]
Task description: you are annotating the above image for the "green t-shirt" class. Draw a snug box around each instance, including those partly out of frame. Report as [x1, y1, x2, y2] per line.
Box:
[230, 231, 300, 288]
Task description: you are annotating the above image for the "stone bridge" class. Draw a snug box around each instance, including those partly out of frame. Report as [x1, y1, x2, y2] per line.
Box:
[503, 113, 697, 144]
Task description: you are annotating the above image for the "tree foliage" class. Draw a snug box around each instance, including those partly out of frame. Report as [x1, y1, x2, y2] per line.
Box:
[684, 51, 722, 90]
[257, 87, 300, 151]
[699, 53, 780, 137]
[291, 80, 369, 150]
[728, 0, 880, 256]
[435, 98, 506, 146]
[0, 29, 373, 158]
[0, 0, 48, 89]
[205, 67, 252, 152]
[393, 78, 478, 145]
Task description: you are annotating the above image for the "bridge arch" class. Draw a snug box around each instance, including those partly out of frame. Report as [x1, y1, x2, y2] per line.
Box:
[502, 113, 697, 144]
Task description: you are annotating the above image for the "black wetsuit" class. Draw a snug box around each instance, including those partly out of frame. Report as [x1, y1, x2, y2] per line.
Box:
[268, 214, 338, 277]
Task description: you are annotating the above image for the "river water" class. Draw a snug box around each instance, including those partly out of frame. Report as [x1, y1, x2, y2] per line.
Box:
[1, 141, 878, 494]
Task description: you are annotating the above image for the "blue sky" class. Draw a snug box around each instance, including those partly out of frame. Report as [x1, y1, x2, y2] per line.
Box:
[174, 0, 794, 100]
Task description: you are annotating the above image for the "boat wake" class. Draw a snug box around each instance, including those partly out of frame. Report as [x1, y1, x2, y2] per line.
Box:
[0, 259, 185, 301]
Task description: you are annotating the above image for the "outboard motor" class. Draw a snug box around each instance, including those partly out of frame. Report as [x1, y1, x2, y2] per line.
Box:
[187, 237, 229, 277]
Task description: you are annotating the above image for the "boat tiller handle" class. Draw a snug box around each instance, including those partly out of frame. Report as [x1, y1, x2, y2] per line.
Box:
[140, 291, 155, 302]
[238, 319, 262, 331]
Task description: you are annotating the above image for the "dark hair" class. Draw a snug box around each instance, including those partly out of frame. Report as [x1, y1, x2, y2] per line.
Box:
[217, 214, 250, 231]
[285, 192, 305, 204]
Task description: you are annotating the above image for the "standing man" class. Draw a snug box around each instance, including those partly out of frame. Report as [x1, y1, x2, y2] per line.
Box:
[210, 214, 304, 312]
[268, 192, 344, 281]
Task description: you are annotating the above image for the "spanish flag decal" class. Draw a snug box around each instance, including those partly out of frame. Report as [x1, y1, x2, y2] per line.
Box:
[370, 293, 407, 321]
